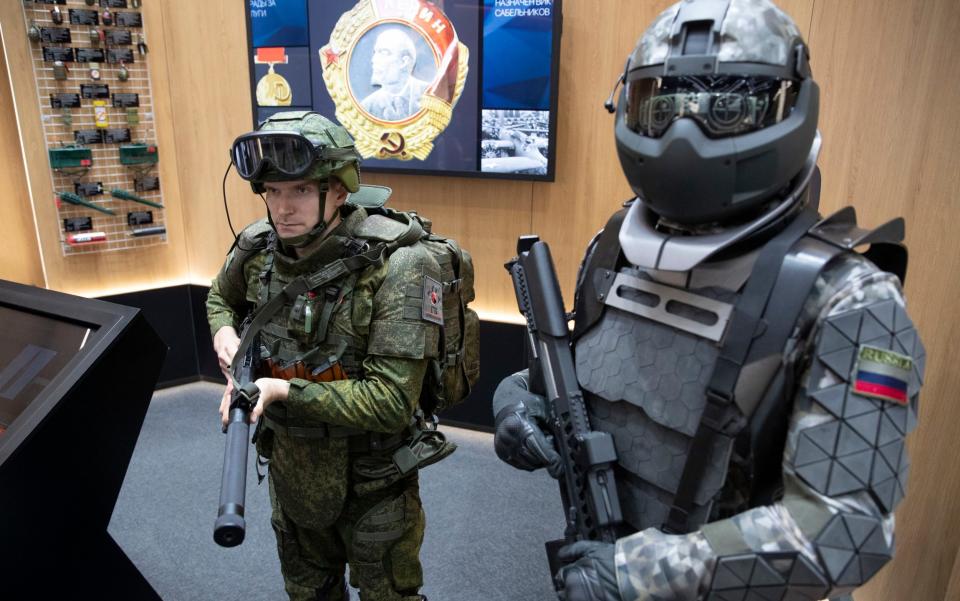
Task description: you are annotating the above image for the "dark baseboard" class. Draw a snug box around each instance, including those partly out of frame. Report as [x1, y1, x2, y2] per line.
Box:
[99, 284, 523, 431]
[154, 375, 204, 391]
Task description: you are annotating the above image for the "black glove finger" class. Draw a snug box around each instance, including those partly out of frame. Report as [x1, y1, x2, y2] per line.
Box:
[540, 433, 563, 477]
[556, 565, 601, 601]
[521, 425, 560, 466]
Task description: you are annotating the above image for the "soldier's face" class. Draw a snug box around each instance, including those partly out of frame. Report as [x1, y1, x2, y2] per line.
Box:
[264, 180, 323, 238]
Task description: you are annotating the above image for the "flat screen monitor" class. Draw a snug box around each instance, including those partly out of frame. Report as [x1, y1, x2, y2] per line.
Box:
[0, 306, 96, 433]
[245, 0, 563, 180]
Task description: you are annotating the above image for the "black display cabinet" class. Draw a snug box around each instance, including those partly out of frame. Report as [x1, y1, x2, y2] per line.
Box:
[0, 280, 165, 599]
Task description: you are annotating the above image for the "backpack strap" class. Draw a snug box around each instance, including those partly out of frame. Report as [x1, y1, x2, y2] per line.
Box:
[255, 232, 277, 307]
[219, 221, 272, 310]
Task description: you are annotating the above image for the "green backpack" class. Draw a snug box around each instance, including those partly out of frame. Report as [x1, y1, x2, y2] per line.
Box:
[370, 207, 480, 415]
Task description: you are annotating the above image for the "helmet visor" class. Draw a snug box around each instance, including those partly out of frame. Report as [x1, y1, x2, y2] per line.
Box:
[625, 75, 799, 139]
[231, 131, 317, 180]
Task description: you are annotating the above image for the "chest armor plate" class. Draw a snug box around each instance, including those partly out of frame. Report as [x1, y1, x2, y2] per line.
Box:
[575, 276, 740, 532]
[254, 256, 367, 379]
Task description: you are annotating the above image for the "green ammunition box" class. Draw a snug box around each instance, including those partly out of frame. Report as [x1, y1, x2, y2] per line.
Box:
[48, 146, 93, 169]
[119, 143, 159, 165]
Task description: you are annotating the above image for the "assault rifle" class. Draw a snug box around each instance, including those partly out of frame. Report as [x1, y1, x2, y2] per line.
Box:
[213, 333, 261, 547]
[506, 236, 623, 578]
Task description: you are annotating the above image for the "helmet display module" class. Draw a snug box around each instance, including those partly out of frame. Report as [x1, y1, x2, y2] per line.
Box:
[231, 111, 362, 195]
[614, 0, 818, 225]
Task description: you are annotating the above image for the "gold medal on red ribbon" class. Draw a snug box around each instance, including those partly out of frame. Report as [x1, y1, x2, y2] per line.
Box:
[255, 47, 293, 106]
[319, 0, 469, 160]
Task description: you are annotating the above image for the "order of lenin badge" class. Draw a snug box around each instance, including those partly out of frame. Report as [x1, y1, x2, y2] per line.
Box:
[320, 0, 469, 160]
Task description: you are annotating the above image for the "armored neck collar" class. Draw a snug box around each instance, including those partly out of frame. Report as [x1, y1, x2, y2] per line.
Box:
[619, 133, 822, 273]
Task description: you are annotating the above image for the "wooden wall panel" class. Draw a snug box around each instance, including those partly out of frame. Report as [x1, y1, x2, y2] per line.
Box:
[0, 25, 44, 287]
[805, 1, 960, 599]
[945, 549, 960, 601]
[153, 1, 260, 286]
[0, 1, 191, 297]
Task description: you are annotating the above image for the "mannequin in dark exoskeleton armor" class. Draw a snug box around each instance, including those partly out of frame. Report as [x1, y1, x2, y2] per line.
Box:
[492, 1, 926, 600]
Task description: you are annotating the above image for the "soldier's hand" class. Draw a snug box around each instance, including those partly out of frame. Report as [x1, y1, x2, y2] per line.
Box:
[493, 373, 561, 476]
[249, 377, 290, 425]
[219, 379, 234, 429]
[555, 541, 620, 601]
[213, 326, 241, 379]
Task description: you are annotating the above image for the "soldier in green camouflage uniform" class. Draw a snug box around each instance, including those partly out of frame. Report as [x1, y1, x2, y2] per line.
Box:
[208, 111, 442, 601]
[492, 1, 924, 600]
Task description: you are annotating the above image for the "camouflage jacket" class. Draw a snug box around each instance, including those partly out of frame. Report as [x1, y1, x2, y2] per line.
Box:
[613, 253, 924, 600]
[206, 205, 442, 436]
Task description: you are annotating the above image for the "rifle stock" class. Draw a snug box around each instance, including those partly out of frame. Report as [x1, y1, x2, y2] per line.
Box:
[213, 335, 260, 548]
[506, 239, 623, 562]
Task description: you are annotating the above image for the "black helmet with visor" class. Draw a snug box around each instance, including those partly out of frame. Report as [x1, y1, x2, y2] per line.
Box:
[614, 0, 818, 226]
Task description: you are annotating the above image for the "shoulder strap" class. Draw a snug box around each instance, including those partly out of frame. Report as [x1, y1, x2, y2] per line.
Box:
[664, 205, 820, 534]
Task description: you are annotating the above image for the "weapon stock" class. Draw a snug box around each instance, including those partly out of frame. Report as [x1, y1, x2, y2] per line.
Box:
[213, 335, 260, 548]
[506, 238, 623, 576]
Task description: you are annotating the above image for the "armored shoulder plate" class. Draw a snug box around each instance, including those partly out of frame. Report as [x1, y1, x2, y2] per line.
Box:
[224, 219, 273, 283]
[809, 206, 908, 282]
[355, 214, 409, 242]
[237, 218, 273, 246]
[794, 298, 923, 513]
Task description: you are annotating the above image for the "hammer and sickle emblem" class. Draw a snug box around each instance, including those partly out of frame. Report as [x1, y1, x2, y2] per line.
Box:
[272, 81, 292, 104]
[379, 132, 406, 157]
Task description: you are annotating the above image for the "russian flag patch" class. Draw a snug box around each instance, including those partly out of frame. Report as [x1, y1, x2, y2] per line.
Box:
[853, 345, 912, 405]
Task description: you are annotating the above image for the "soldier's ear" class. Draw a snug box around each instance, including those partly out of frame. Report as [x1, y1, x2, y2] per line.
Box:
[328, 178, 349, 206]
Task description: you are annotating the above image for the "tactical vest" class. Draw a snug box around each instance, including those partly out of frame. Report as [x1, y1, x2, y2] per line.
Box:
[255, 232, 368, 379]
[572, 192, 908, 535]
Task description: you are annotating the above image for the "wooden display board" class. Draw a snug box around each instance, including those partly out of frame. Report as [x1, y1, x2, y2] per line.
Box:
[21, 0, 166, 256]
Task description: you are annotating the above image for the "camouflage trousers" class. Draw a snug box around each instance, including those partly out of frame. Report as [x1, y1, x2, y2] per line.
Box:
[269, 473, 425, 601]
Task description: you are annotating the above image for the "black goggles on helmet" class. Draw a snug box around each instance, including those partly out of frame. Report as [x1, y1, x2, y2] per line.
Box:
[625, 75, 799, 139]
[230, 131, 360, 181]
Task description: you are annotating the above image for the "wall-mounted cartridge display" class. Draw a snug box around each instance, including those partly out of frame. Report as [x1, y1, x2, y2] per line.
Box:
[23, 1, 167, 256]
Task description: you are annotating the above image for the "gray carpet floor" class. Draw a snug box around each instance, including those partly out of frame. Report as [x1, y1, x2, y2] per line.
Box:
[109, 381, 565, 600]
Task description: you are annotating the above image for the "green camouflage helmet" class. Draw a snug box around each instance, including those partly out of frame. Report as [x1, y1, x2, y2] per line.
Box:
[251, 110, 361, 193]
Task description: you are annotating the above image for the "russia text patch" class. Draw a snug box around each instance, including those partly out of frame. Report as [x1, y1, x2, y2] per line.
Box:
[853, 345, 912, 404]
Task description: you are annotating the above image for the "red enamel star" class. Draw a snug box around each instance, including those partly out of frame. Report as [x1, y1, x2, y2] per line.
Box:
[322, 47, 341, 67]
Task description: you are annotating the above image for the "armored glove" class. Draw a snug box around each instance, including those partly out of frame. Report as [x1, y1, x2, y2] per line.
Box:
[492, 372, 561, 476]
[555, 541, 620, 601]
